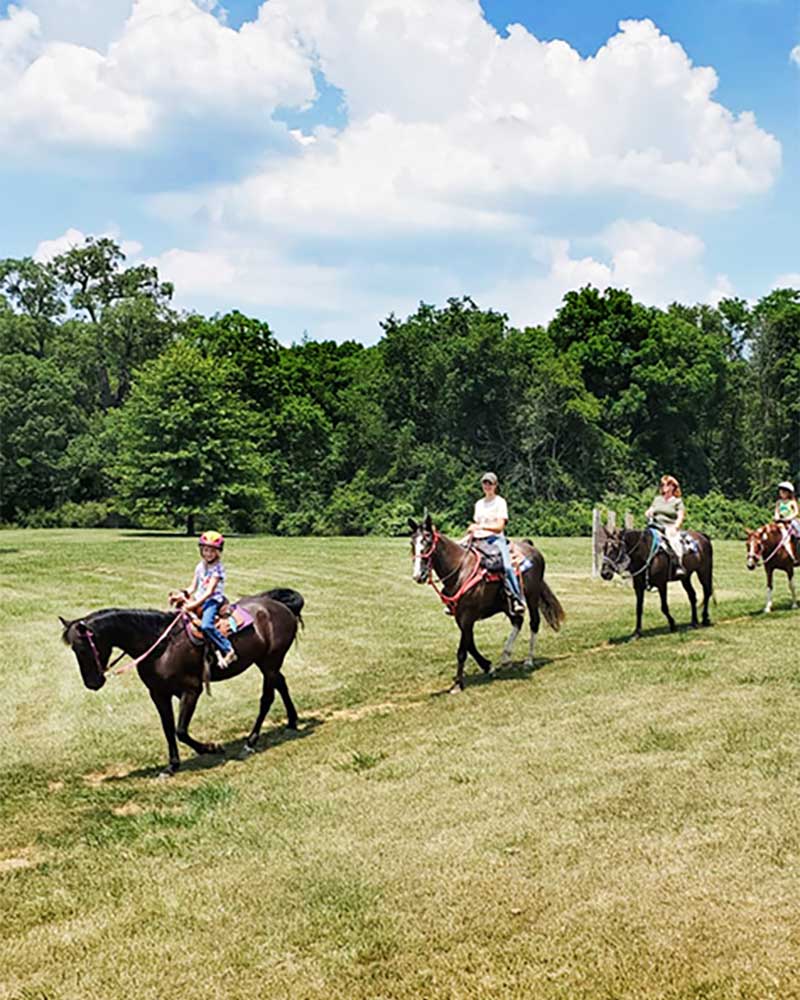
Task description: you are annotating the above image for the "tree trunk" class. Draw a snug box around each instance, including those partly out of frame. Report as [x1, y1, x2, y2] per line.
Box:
[186, 513, 195, 536]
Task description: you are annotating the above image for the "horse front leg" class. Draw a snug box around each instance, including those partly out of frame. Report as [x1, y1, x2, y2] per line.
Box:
[177, 689, 223, 756]
[148, 689, 180, 776]
[659, 582, 677, 632]
[465, 621, 492, 675]
[450, 629, 469, 693]
[681, 575, 698, 627]
[634, 580, 645, 639]
[765, 568, 774, 613]
[788, 568, 797, 610]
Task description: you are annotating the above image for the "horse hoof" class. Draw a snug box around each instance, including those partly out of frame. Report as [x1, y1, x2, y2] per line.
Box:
[207, 743, 224, 755]
[157, 767, 176, 780]
[481, 661, 493, 675]
[448, 683, 463, 695]
[524, 658, 533, 669]
[240, 743, 257, 758]
[287, 720, 299, 731]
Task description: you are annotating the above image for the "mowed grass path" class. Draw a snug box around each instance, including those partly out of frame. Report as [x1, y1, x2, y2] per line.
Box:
[2, 530, 800, 1000]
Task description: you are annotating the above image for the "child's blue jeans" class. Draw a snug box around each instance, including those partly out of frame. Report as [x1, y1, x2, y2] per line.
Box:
[201, 598, 233, 654]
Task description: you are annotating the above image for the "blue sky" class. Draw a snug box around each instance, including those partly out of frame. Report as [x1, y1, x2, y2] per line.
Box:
[0, 0, 797, 342]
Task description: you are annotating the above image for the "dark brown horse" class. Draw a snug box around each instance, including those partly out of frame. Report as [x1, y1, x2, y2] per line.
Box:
[746, 522, 799, 612]
[61, 588, 303, 776]
[600, 526, 713, 638]
[409, 515, 564, 692]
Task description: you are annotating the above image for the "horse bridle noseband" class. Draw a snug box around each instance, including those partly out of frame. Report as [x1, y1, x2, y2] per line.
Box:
[413, 529, 461, 585]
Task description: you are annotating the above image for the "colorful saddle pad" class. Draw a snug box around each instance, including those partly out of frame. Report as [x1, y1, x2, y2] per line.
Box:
[186, 603, 255, 645]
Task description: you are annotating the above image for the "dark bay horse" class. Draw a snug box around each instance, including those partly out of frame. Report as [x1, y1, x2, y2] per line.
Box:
[61, 588, 303, 776]
[409, 515, 565, 692]
[600, 526, 713, 638]
[746, 523, 798, 612]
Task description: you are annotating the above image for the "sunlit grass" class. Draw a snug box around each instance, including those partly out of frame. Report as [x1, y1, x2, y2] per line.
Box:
[1, 529, 799, 999]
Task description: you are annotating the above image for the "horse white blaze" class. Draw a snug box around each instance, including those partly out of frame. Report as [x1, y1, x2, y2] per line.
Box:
[412, 534, 425, 582]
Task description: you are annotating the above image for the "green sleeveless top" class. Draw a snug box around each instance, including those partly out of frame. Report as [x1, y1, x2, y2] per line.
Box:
[776, 500, 795, 520]
[650, 494, 684, 527]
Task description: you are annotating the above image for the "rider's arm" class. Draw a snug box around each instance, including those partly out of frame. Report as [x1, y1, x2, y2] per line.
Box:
[790, 499, 799, 519]
[185, 573, 220, 613]
[674, 499, 685, 531]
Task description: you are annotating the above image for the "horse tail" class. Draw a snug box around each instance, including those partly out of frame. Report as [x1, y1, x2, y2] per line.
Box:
[264, 587, 305, 628]
[539, 580, 565, 631]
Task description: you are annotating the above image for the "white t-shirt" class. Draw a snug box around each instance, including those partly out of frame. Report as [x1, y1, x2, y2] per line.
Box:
[472, 495, 509, 539]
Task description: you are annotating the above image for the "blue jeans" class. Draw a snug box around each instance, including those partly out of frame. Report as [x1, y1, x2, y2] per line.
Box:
[484, 535, 522, 601]
[201, 598, 233, 654]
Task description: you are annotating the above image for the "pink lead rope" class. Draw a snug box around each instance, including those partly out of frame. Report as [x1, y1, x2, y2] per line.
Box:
[112, 612, 185, 675]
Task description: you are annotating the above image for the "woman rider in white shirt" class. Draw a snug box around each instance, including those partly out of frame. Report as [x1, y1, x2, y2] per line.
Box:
[467, 472, 525, 615]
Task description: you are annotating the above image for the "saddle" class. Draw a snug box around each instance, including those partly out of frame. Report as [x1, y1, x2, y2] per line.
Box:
[185, 603, 255, 646]
[466, 538, 534, 575]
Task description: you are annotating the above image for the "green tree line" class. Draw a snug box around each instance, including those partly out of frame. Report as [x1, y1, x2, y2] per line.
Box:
[1, 237, 798, 537]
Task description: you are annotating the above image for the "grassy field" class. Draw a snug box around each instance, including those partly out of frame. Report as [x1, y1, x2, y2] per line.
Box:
[2, 529, 800, 1000]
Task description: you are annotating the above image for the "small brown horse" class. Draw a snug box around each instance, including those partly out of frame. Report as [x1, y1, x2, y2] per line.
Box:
[61, 588, 303, 776]
[409, 515, 565, 692]
[746, 523, 798, 612]
[600, 526, 713, 638]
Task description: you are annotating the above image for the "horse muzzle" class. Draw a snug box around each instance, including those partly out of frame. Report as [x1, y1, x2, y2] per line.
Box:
[746, 558, 758, 571]
[82, 672, 106, 691]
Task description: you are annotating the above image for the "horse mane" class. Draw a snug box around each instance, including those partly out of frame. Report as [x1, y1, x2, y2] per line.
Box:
[83, 608, 173, 639]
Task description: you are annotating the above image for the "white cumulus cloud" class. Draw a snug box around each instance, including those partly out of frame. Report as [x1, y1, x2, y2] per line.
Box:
[0, 0, 316, 153]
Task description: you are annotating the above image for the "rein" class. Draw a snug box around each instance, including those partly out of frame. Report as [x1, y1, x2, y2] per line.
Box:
[604, 528, 660, 580]
[84, 612, 184, 677]
[416, 530, 489, 611]
[752, 525, 790, 567]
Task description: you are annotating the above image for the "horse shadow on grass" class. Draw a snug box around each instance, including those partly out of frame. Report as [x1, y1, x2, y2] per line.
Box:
[431, 656, 554, 696]
[103, 717, 324, 781]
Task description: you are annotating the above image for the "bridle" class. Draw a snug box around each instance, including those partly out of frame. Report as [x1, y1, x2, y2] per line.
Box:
[412, 528, 461, 585]
[73, 614, 183, 677]
[748, 525, 786, 568]
[602, 529, 660, 580]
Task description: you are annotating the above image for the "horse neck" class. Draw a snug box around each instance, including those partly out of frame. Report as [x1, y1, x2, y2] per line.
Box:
[90, 610, 167, 657]
[431, 533, 472, 590]
[623, 530, 651, 568]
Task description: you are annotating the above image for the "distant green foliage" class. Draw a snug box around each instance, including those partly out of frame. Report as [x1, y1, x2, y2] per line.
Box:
[2, 237, 799, 535]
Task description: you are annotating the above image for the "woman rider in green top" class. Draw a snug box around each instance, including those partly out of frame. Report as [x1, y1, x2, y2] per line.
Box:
[645, 474, 686, 577]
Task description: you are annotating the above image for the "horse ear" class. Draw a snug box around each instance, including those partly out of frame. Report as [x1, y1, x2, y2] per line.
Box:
[424, 512, 433, 531]
[408, 517, 418, 532]
[58, 616, 70, 629]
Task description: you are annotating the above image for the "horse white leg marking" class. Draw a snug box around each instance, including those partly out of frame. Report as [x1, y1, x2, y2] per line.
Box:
[500, 623, 521, 665]
[790, 578, 798, 610]
[765, 585, 773, 613]
[524, 631, 537, 668]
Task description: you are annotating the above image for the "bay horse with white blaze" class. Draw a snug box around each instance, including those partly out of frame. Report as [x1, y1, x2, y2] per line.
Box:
[600, 526, 713, 638]
[746, 523, 798, 612]
[409, 515, 565, 692]
[61, 588, 303, 776]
